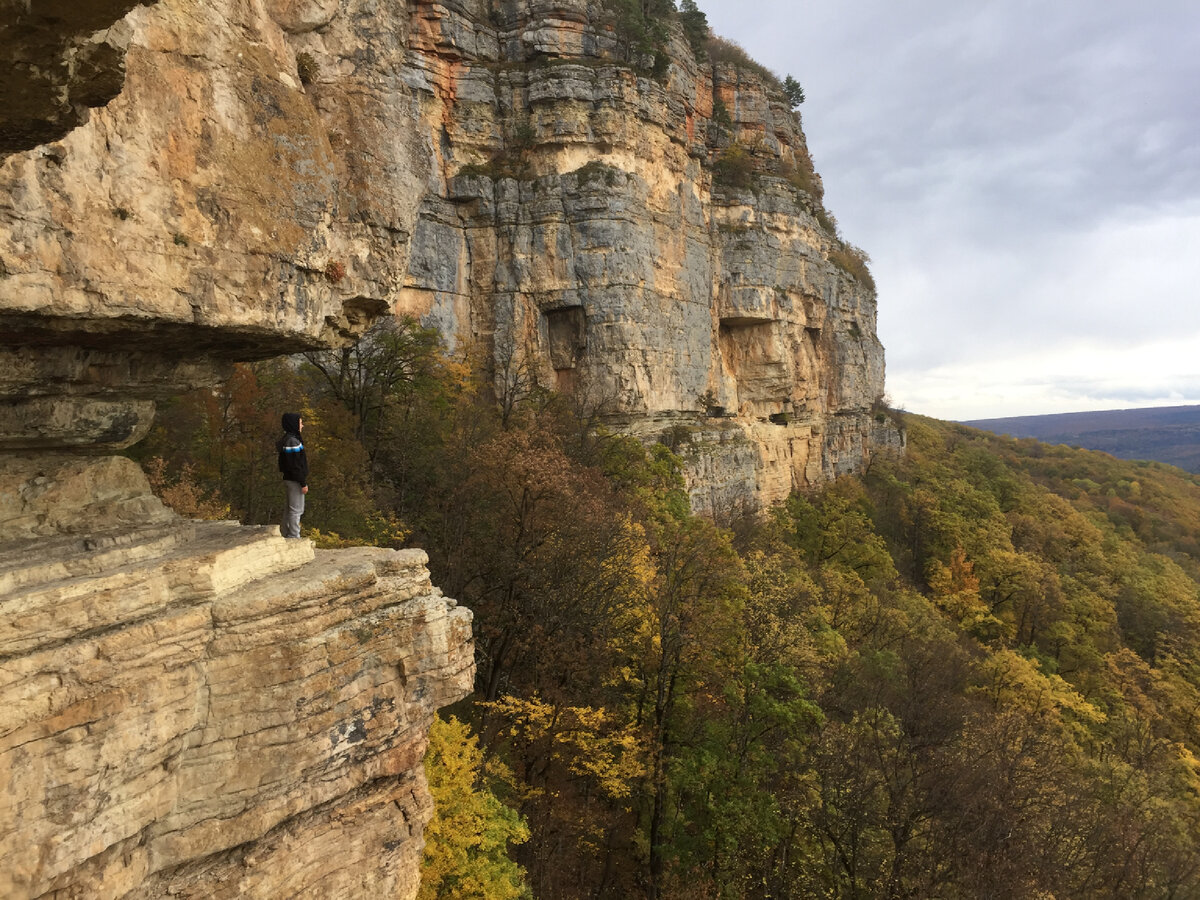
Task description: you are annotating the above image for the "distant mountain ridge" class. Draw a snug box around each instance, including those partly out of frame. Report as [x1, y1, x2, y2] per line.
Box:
[964, 404, 1200, 473]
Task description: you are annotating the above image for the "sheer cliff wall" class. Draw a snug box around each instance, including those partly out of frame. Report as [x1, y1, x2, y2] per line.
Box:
[0, 0, 899, 505]
[396, 0, 902, 514]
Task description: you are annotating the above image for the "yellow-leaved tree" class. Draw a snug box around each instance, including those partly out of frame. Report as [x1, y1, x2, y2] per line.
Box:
[419, 715, 530, 900]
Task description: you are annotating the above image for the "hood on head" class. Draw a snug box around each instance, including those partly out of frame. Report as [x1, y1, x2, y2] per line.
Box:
[281, 412, 302, 435]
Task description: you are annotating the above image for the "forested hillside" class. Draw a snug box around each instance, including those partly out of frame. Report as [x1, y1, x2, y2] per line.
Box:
[134, 321, 1200, 898]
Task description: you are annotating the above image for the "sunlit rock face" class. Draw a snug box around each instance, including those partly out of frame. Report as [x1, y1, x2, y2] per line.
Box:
[0, 3, 472, 898]
[399, 0, 902, 514]
[0, 0, 898, 488]
[0, 473, 474, 899]
[0, 0, 429, 450]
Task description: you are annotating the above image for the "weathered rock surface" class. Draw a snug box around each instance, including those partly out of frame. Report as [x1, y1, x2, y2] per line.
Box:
[397, 0, 904, 512]
[0, 0, 430, 449]
[0, 461, 474, 899]
[0, 0, 900, 499]
[0, 0, 155, 155]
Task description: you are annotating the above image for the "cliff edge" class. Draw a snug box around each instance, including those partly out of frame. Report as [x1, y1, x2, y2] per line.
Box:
[0, 469, 474, 898]
[0, 0, 471, 897]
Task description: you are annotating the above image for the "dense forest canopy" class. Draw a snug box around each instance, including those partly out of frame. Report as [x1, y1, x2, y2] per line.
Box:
[134, 318, 1200, 898]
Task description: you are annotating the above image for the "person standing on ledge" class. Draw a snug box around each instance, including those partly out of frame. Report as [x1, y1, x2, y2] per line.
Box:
[277, 412, 309, 539]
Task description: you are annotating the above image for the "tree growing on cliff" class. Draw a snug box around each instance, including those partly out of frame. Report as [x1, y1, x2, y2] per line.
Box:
[783, 74, 805, 108]
[605, 0, 676, 67]
[678, 0, 709, 57]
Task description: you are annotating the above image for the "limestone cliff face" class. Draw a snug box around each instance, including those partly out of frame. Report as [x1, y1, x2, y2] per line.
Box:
[0, 2, 472, 897]
[0, 0, 429, 450]
[0, 457, 474, 899]
[0, 0, 898, 491]
[398, 0, 902, 513]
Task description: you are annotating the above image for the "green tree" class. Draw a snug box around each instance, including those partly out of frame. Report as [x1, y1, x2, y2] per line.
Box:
[678, 0, 709, 56]
[302, 315, 441, 463]
[604, 0, 675, 66]
[782, 74, 805, 108]
[638, 512, 745, 899]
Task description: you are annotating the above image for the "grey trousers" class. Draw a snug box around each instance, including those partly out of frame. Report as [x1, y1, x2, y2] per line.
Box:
[283, 480, 305, 538]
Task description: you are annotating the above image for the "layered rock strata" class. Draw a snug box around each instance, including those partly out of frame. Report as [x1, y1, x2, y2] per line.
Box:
[0, 0, 899, 493]
[0, 0, 429, 449]
[398, 0, 902, 513]
[0, 3, 474, 895]
[0, 457, 474, 899]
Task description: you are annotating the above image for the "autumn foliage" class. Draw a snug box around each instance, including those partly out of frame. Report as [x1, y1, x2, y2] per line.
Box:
[134, 324, 1200, 898]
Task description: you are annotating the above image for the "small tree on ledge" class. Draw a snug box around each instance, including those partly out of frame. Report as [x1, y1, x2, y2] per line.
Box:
[783, 74, 805, 108]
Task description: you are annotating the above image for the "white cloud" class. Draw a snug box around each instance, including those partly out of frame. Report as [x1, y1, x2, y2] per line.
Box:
[890, 333, 1200, 420]
[878, 207, 1200, 369]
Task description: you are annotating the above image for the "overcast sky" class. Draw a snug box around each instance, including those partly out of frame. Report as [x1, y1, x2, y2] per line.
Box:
[699, 0, 1200, 420]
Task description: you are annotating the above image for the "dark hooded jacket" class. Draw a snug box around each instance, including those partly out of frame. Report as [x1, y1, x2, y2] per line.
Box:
[277, 412, 308, 487]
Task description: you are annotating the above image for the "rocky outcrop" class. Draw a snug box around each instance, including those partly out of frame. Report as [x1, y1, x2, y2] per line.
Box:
[0, 0, 154, 155]
[397, 0, 903, 513]
[0, 0, 899, 488]
[0, 458, 473, 899]
[0, 2, 473, 896]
